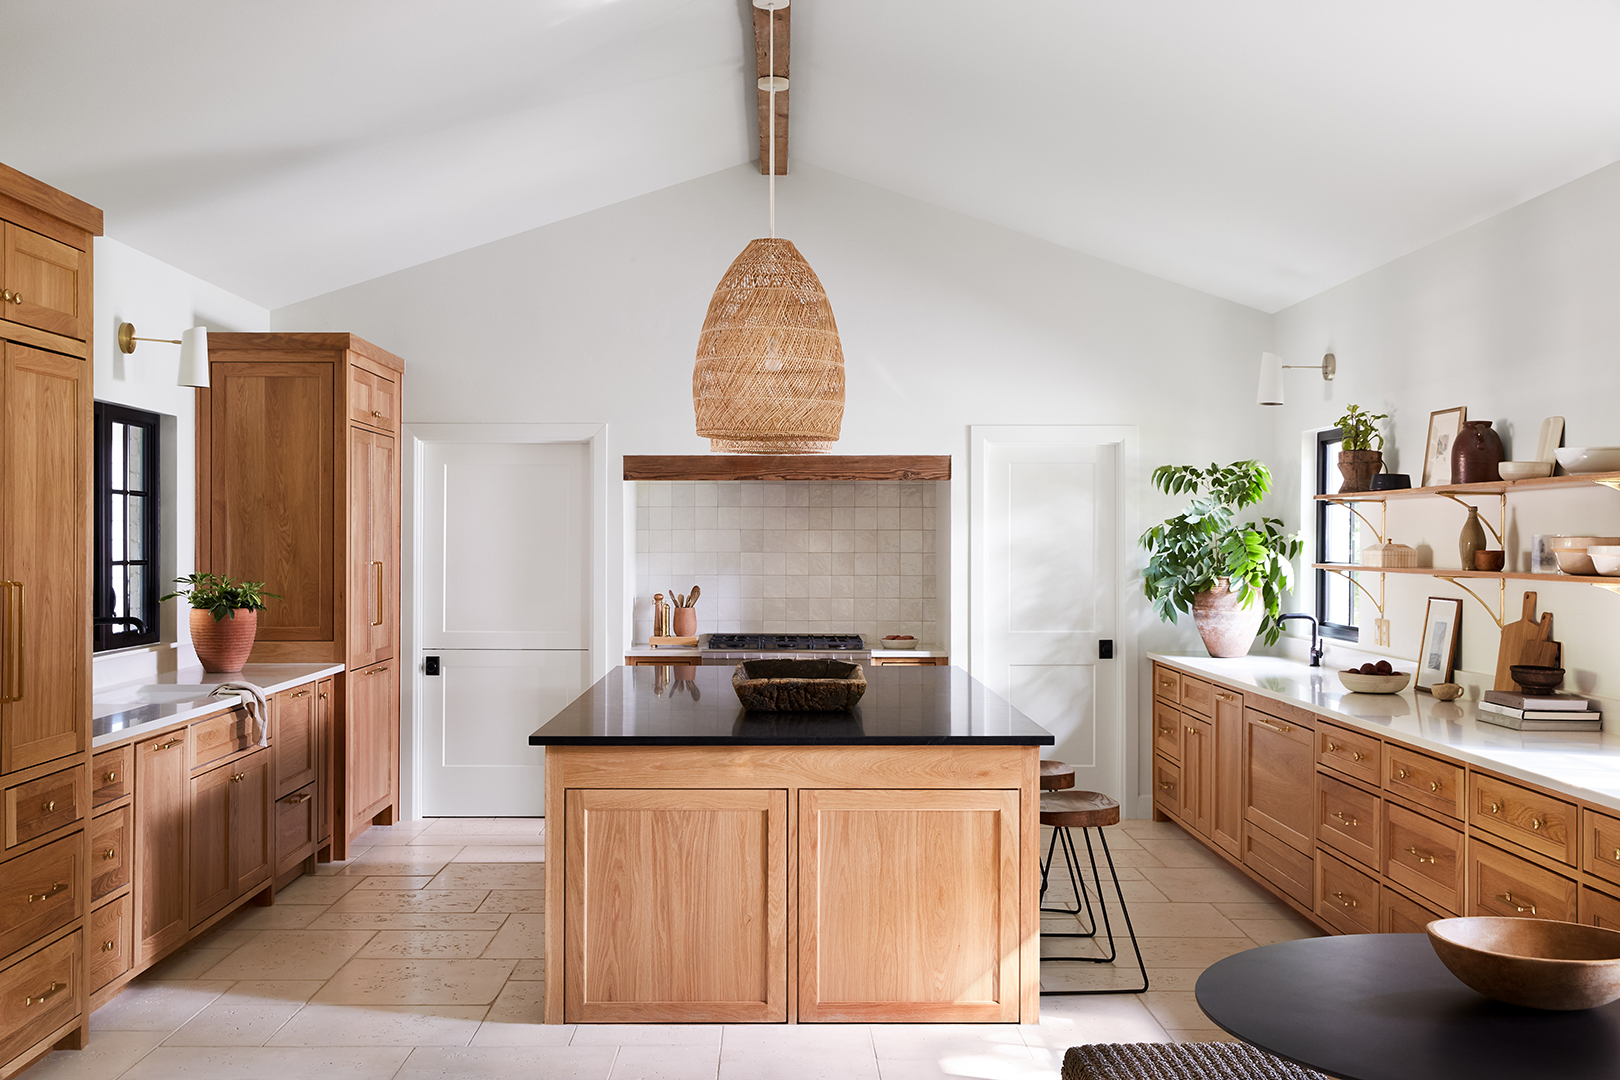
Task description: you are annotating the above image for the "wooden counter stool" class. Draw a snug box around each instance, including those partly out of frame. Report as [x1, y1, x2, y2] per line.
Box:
[1040, 760, 1076, 791]
[1039, 789, 1148, 995]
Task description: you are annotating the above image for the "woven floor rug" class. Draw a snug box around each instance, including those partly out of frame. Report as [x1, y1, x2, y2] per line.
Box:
[1062, 1042, 1325, 1080]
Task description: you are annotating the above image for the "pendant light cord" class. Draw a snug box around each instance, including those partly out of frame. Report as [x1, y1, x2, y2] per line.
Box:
[768, 5, 776, 239]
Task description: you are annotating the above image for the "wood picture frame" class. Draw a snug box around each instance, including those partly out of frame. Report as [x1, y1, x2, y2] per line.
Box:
[1416, 596, 1463, 691]
[1422, 406, 1467, 488]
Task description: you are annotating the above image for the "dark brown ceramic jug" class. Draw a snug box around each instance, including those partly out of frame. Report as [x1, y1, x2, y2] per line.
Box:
[1450, 420, 1504, 484]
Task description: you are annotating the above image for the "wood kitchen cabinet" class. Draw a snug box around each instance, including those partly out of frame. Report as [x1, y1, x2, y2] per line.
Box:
[1243, 706, 1314, 853]
[1179, 715, 1212, 838]
[316, 677, 335, 850]
[133, 730, 187, 965]
[273, 686, 317, 799]
[197, 333, 404, 858]
[188, 748, 272, 928]
[1, 222, 89, 341]
[1209, 687, 1244, 858]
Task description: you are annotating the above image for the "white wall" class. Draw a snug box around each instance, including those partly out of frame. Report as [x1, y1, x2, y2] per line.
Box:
[1270, 158, 1620, 707]
[273, 162, 1277, 811]
[92, 237, 270, 687]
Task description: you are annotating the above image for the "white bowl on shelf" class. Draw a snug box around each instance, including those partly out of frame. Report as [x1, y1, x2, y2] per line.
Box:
[1499, 460, 1555, 481]
[1554, 447, 1620, 474]
[1590, 546, 1620, 577]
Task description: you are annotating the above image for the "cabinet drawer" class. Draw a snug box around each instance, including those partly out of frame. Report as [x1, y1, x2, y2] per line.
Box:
[1153, 664, 1180, 704]
[1383, 886, 1447, 935]
[1152, 754, 1182, 818]
[90, 806, 130, 901]
[1243, 825, 1313, 909]
[1468, 839, 1577, 922]
[92, 746, 132, 807]
[1152, 701, 1182, 763]
[276, 784, 318, 878]
[1317, 722, 1379, 786]
[1383, 802, 1464, 913]
[191, 708, 254, 773]
[1316, 848, 1379, 935]
[0, 930, 81, 1067]
[4, 764, 85, 850]
[1470, 772, 1576, 865]
[1178, 675, 1214, 718]
[89, 895, 132, 992]
[1384, 745, 1464, 820]
[349, 364, 398, 432]
[1582, 886, 1620, 932]
[1582, 808, 1620, 889]
[1316, 773, 1380, 870]
[0, 833, 82, 963]
[274, 685, 318, 798]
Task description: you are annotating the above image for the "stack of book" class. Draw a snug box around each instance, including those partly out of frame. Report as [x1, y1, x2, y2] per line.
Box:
[1478, 690, 1602, 731]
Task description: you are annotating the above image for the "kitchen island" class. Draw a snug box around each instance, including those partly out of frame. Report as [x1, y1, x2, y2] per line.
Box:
[529, 663, 1053, 1024]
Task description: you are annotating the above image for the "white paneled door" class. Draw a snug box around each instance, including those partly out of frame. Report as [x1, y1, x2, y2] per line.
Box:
[420, 440, 591, 816]
[973, 428, 1122, 801]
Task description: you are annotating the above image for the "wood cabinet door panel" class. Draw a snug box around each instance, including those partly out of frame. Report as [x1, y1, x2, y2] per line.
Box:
[799, 788, 1019, 1023]
[1317, 721, 1380, 787]
[1384, 745, 1464, 820]
[0, 832, 82, 962]
[276, 785, 318, 878]
[1382, 885, 1447, 935]
[209, 361, 335, 642]
[1468, 839, 1577, 923]
[1383, 802, 1464, 914]
[1243, 708, 1314, 854]
[2, 223, 85, 339]
[348, 428, 396, 668]
[1152, 664, 1179, 704]
[1178, 675, 1214, 718]
[1152, 701, 1181, 763]
[1316, 772, 1380, 871]
[135, 732, 188, 962]
[1581, 886, 1620, 932]
[1152, 754, 1181, 822]
[1210, 689, 1244, 859]
[0, 930, 81, 1067]
[1, 343, 87, 773]
[1469, 771, 1576, 866]
[274, 686, 317, 798]
[4, 763, 85, 849]
[346, 662, 397, 835]
[232, 749, 273, 899]
[347, 363, 398, 433]
[188, 762, 235, 926]
[1181, 716, 1212, 838]
[1582, 808, 1620, 889]
[1316, 848, 1379, 935]
[92, 746, 131, 808]
[565, 788, 787, 1023]
[90, 805, 131, 901]
[1242, 824, 1312, 909]
[90, 895, 132, 992]
[317, 678, 334, 845]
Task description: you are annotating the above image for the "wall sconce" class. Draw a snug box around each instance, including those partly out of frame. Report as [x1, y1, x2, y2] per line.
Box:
[1257, 351, 1335, 406]
[117, 323, 209, 388]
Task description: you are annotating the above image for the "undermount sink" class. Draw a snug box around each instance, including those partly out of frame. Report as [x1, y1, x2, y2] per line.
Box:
[92, 684, 223, 708]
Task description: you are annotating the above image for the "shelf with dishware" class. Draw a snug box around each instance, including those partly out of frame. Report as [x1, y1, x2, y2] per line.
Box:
[1313, 469, 1620, 503]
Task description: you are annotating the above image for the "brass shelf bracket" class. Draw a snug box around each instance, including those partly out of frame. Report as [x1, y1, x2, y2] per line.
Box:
[1322, 498, 1387, 545]
[1323, 566, 1386, 617]
[1435, 573, 1506, 629]
[1435, 491, 1506, 548]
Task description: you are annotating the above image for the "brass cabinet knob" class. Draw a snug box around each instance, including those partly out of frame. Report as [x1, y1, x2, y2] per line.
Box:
[1398, 768, 1409, 780]
[104, 770, 117, 783]
[1532, 818, 1543, 830]
[230, 772, 245, 782]
[1429, 781, 1441, 793]
[10, 293, 19, 304]
[103, 848, 116, 860]
[1490, 801, 1502, 814]
[101, 940, 116, 952]
[1351, 751, 1366, 761]
[1326, 742, 1342, 752]
[42, 800, 55, 813]
[0, 290, 10, 302]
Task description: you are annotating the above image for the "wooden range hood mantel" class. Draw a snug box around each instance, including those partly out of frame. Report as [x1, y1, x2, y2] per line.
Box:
[623, 455, 950, 482]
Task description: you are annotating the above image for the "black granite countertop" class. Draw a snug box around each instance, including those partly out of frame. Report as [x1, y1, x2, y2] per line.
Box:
[528, 664, 1055, 746]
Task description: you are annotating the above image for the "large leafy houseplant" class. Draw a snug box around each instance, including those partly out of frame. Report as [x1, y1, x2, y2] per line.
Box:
[1140, 461, 1301, 655]
[161, 573, 280, 673]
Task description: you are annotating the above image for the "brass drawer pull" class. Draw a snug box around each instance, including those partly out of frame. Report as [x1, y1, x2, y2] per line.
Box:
[104, 770, 118, 783]
[230, 772, 246, 783]
[1489, 801, 1502, 813]
[319, 691, 328, 700]
[1398, 768, 1409, 780]
[1531, 818, 1544, 830]
[42, 800, 56, 813]
[1612, 847, 1620, 862]
[25, 981, 64, 1006]
[371, 409, 386, 419]
[27, 882, 67, 903]
[1429, 781, 1441, 793]
[1331, 811, 1359, 827]
[291, 689, 309, 699]
[1351, 751, 1366, 761]
[1255, 717, 1292, 734]
[0, 580, 24, 703]
[101, 940, 116, 952]
[1159, 725, 1173, 735]
[153, 738, 180, 752]
[1158, 781, 1174, 791]
[1498, 892, 1536, 915]
[284, 792, 312, 804]
[372, 561, 384, 627]
[103, 848, 117, 860]
[1326, 741, 1341, 752]
[1405, 846, 1437, 864]
[1216, 692, 1237, 702]
[1331, 891, 1359, 909]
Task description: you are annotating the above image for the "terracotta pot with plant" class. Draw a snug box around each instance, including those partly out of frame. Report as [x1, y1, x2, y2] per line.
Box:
[1335, 404, 1389, 493]
[1140, 461, 1301, 658]
[161, 573, 280, 673]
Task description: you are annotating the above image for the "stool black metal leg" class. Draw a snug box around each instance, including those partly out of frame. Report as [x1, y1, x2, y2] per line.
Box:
[1039, 825, 1149, 996]
[1040, 826, 1099, 934]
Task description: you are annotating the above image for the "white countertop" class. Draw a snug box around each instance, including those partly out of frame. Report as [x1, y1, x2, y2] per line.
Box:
[91, 662, 346, 749]
[1151, 652, 1620, 814]
[625, 641, 948, 659]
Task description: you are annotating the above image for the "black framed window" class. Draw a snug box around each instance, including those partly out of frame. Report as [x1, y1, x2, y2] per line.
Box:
[1316, 428, 1361, 641]
[94, 403, 161, 652]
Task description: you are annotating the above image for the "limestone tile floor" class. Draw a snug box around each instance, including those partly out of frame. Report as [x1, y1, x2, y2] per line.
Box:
[26, 815, 1321, 1080]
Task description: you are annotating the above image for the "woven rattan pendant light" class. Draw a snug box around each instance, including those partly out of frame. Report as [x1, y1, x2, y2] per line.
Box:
[693, 0, 844, 454]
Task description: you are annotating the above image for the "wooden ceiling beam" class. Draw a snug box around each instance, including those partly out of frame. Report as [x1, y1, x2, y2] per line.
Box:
[753, 5, 790, 175]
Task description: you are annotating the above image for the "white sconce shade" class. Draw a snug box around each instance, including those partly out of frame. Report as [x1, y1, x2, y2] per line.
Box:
[178, 327, 209, 388]
[1257, 352, 1285, 406]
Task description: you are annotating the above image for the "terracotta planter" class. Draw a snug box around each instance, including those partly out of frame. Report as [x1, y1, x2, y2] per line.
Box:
[189, 608, 257, 673]
[1192, 579, 1265, 658]
[1337, 449, 1384, 493]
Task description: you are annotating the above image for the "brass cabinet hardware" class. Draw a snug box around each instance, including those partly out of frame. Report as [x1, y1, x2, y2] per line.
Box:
[1429, 781, 1441, 793]
[1612, 847, 1619, 862]
[41, 800, 55, 813]
[1216, 692, 1237, 702]
[1352, 751, 1366, 761]
[101, 940, 116, 952]
[1185, 726, 1194, 735]
[25, 980, 64, 1005]
[0, 580, 23, 702]
[366, 665, 390, 676]
[1158, 781, 1173, 790]
[1326, 741, 1341, 752]
[319, 692, 328, 699]
[1397, 768, 1409, 780]
[1498, 892, 1536, 915]
[284, 792, 312, 804]
[291, 689, 309, 698]
[8, 292, 20, 305]
[1158, 725, 1173, 735]
[1330, 811, 1359, 827]
[1255, 716, 1292, 734]
[0, 290, 9, 302]
[103, 848, 116, 860]
[1331, 891, 1359, 908]
[372, 561, 384, 626]
[371, 409, 386, 419]
[1405, 846, 1437, 864]
[153, 738, 180, 752]
[104, 770, 117, 783]
[1531, 818, 1544, 830]
[27, 882, 67, 903]
[1489, 801, 1502, 813]
[230, 772, 245, 783]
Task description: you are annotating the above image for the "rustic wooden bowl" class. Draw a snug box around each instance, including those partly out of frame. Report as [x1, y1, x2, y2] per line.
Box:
[732, 659, 867, 712]
[1427, 917, 1620, 1010]
[1339, 670, 1411, 694]
[1509, 665, 1565, 692]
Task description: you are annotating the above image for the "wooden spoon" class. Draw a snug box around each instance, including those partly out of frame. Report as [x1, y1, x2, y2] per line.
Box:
[688, 585, 700, 606]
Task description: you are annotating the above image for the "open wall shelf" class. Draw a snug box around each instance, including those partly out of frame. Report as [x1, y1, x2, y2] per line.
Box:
[1312, 563, 1618, 586]
[1313, 470, 1620, 502]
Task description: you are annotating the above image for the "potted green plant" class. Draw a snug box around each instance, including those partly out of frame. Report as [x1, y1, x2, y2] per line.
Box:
[161, 573, 280, 673]
[1140, 461, 1302, 657]
[1334, 404, 1389, 492]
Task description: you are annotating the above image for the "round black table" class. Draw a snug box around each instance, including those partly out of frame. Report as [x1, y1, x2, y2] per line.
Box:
[1195, 934, 1620, 1080]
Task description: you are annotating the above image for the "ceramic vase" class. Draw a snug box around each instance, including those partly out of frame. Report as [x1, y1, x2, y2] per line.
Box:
[1192, 578, 1264, 658]
[1337, 450, 1384, 493]
[1451, 420, 1505, 484]
[1458, 506, 1487, 570]
[672, 607, 697, 638]
[189, 607, 257, 673]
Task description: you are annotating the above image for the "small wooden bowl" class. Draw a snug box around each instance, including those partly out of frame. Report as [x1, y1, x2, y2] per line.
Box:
[1473, 550, 1505, 572]
[1510, 665, 1565, 692]
[1339, 670, 1411, 694]
[1430, 682, 1464, 701]
[732, 659, 867, 712]
[1428, 917, 1620, 1010]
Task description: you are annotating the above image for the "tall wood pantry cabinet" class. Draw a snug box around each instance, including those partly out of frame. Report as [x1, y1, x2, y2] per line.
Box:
[0, 162, 99, 1076]
[196, 334, 403, 859]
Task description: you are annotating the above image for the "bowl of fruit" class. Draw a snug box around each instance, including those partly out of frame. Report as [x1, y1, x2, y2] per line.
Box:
[1339, 660, 1411, 694]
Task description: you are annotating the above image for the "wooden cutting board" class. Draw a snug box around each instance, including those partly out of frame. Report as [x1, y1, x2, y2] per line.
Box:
[1494, 592, 1561, 691]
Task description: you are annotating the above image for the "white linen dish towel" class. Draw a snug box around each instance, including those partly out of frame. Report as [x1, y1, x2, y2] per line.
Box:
[210, 682, 270, 747]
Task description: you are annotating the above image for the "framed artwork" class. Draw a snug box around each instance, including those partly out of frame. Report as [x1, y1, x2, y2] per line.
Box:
[1422, 406, 1467, 487]
[1416, 596, 1463, 691]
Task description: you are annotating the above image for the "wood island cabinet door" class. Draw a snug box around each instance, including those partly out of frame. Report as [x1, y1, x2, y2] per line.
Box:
[1180, 716, 1212, 838]
[799, 788, 1019, 1023]
[1, 343, 87, 774]
[316, 678, 335, 846]
[273, 685, 317, 798]
[231, 749, 273, 899]
[1243, 708, 1314, 854]
[346, 662, 397, 835]
[2, 223, 87, 339]
[348, 428, 396, 669]
[188, 762, 235, 926]
[135, 732, 188, 962]
[1210, 688, 1244, 858]
[564, 788, 787, 1023]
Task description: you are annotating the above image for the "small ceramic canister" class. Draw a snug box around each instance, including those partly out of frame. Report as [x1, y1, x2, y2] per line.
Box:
[1431, 683, 1464, 701]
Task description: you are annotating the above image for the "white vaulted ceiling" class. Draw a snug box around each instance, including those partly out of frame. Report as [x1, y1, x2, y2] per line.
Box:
[4, 1, 1620, 311]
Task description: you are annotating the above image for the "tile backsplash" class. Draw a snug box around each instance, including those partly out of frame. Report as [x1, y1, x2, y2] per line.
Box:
[634, 481, 942, 645]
